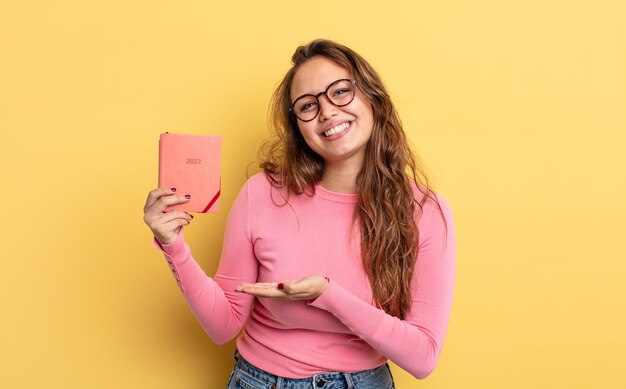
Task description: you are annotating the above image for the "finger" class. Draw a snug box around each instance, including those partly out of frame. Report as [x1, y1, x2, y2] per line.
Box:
[148, 194, 191, 216]
[157, 218, 191, 236]
[281, 280, 311, 294]
[236, 282, 278, 291]
[145, 209, 192, 229]
[259, 291, 315, 301]
[238, 287, 286, 298]
[144, 187, 178, 211]
[157, 210, 194, 224]
[250, 282, 279, 288]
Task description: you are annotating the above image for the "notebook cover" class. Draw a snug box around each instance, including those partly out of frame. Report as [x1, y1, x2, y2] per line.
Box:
[158, 132, 221, 213]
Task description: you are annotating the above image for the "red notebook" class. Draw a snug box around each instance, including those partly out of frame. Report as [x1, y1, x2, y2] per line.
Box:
[158, 132, 221, 213]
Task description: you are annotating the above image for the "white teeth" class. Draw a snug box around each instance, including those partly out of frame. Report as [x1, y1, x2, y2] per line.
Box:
[323, 122, 350, 137]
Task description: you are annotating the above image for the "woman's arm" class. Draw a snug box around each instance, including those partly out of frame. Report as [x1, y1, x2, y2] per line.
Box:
[307, 195, 456, 379]
[153, 181, 258, 344]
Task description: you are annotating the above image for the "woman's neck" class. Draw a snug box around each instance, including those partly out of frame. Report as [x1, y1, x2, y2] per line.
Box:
[320, 163, 361, 194]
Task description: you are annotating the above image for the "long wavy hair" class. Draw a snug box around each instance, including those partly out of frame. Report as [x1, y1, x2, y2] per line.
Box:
[260, 39, 446, 319]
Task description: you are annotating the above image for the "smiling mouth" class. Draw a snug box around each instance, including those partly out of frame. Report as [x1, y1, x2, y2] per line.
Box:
[323, 122, 351, 137]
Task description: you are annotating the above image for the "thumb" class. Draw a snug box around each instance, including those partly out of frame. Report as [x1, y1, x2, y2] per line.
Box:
[279, 279, 303, 294]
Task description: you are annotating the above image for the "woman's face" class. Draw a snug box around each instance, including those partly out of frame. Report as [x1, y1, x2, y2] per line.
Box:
[290, 56, 374, 168]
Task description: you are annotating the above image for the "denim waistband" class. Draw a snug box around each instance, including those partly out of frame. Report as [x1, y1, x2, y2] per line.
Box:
[231, 349, 393, 389]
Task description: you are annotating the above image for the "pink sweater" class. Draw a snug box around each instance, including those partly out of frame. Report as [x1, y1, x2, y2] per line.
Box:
[153, 172, 456, 379]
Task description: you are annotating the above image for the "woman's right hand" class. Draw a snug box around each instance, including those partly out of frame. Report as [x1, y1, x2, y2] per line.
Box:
[143, 188, 193, 245]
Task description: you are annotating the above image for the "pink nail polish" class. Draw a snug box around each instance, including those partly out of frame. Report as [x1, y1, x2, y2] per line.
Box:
[170, 187, 176, 192]
[185, 194, 191, 199]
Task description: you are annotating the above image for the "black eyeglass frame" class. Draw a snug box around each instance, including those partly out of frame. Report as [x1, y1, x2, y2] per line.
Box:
[289, 79, 357, 122]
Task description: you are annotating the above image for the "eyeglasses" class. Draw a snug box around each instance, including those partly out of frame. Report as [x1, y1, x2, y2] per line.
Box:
[289, 79, 356, 122]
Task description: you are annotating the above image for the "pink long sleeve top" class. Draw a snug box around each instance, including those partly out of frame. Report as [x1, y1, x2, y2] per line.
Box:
[152, 172, 456, 379]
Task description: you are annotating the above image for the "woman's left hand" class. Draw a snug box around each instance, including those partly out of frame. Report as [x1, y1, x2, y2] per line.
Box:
[235, 275, 329, 301]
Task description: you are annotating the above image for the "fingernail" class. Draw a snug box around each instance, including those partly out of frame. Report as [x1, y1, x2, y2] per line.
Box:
[277, 283, 284, 290]
[170, 187, 176, 192]
[185, 194, 191, 199]
[189, 214, 194, 219]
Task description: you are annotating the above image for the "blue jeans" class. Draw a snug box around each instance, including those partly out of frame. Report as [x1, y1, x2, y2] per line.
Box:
[226, 349, 395, 389]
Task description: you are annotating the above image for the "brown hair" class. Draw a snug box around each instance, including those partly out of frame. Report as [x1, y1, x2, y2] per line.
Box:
[260, 39, 446, 319]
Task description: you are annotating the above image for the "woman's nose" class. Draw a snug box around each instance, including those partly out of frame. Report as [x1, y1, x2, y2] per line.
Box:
[317, 95, 339, 121]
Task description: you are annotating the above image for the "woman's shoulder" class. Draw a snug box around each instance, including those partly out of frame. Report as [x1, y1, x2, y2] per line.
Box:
[410, 182, 452, 221]
[242, 171, 280, 192]
[244, 171, 270, 186]
[240, 171, 288, 201]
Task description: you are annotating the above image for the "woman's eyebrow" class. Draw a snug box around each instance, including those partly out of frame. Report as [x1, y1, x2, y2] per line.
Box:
[291, 86, 317, 104]
[292, 86, 316, 99]
[292, 91, 311, 103]
[292, 77, 345, 100]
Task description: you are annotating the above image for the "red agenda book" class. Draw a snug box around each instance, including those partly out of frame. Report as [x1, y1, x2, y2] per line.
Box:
[158, 132, 221, 213]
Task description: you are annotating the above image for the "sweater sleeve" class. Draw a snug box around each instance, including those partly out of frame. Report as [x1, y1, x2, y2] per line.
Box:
[152, 181, 258, 344]
[308, 195, 456, 379]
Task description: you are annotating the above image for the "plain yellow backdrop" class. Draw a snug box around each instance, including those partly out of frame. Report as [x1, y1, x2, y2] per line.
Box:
[1, 1, 625, 388]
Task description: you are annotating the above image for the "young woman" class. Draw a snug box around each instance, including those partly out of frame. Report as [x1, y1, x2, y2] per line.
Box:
[143, 39, 456, 388]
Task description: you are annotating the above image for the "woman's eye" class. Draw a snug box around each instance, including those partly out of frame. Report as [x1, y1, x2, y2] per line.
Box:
[333, 88, 350, 97]
[300, 101, 317, 112]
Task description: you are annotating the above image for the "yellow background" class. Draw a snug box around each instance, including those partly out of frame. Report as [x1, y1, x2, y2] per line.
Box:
[1, 1, 625, 388]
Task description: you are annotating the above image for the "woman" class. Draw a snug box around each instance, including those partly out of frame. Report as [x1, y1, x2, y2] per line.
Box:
[143, 39, 456, 388]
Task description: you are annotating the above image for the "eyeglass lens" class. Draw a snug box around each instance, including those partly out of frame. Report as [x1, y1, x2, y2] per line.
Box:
[292, 79, 355, 121]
